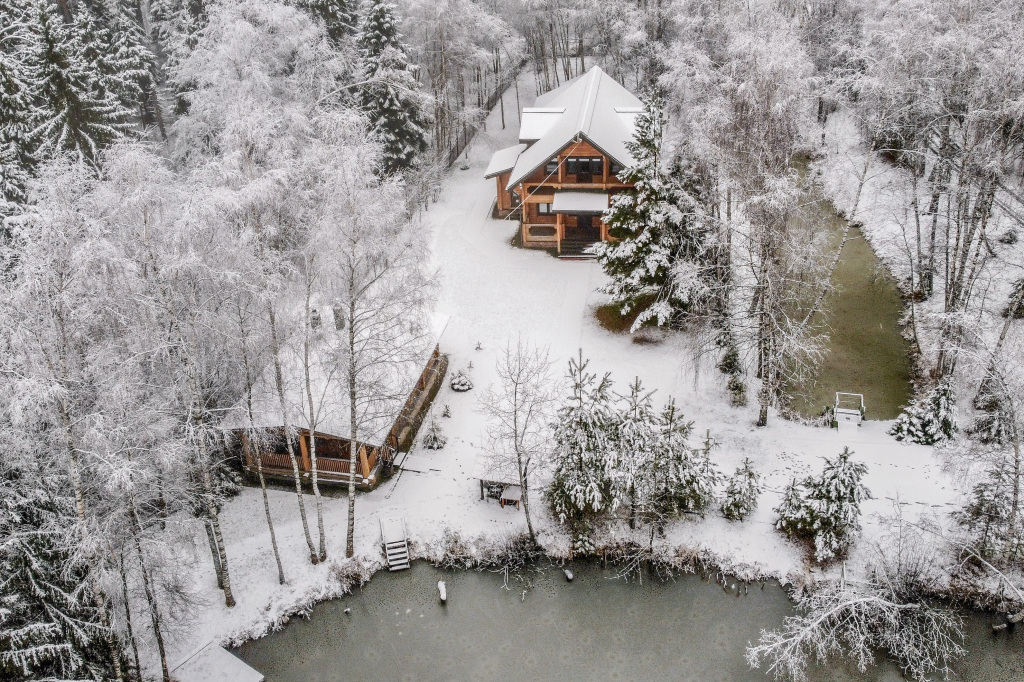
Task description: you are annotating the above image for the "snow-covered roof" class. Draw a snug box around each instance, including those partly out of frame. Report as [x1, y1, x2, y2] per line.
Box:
[227, 310, 449, 445]
[484, 143, 527, 179]
[172, 642, 264, 682]
[505, 66, 643, 190]
[518, 108, 565, 142]
[551, 191, 609, 213]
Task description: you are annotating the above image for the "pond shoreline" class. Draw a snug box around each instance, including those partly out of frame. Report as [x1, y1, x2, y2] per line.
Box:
[220, 528, 1021, 654]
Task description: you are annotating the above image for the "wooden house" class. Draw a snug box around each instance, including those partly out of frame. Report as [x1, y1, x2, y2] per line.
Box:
[233, 315, 449, 491]
[485, 66, 643, 257]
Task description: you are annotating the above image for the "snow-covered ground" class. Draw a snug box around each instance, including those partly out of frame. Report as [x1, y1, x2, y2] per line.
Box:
[166, 75, 961, 669]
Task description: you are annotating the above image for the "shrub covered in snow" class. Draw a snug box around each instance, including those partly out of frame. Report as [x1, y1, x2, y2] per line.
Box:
[721, 458, 761, 521]
[775, 447, 871, 563]
[889, 376, 958, 445]
[449, 370, 473, 392]
[421, 415, 447, 449]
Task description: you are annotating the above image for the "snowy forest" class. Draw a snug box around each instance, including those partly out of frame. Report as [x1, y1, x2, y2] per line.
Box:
[2, 0, 1024, 680]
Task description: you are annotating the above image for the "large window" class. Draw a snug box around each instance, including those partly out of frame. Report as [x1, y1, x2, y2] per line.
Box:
[566, 157, 603, 180]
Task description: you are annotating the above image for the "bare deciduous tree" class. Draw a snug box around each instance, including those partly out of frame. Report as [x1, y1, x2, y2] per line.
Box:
[479, 338, 556, 545]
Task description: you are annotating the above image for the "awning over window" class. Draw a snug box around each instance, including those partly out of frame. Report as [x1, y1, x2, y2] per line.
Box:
[484, 144, 527, 179]
[551, 191, 609, 214]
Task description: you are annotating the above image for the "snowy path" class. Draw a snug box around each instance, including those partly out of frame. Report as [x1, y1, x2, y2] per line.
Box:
[167, 73, 959, 667]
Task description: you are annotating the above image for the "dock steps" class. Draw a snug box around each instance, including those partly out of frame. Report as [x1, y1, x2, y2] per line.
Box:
[380, 518, 411, 571]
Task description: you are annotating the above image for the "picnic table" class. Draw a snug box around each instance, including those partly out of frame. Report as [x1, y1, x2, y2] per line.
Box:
[499, 484, 522, 510]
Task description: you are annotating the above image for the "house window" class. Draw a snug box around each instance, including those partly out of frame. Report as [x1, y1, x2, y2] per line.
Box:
[544, 159, 559, 175]
[529, 225, 557, 238]
[566, 157, 603, 180]
[537, 202, 552, 215]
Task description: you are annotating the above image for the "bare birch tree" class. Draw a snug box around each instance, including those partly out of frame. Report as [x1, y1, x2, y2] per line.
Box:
[479, 338, 556, 545]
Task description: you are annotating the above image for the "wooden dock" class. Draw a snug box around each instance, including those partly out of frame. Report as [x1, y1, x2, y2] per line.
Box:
[380, 518, 410, 571]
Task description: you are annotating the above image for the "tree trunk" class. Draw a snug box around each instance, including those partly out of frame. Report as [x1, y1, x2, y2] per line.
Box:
[268, 306, 319, 564]
[302, 291, 328, 562]
[118, 551, 143, 682]
[204, 520, 224, 589]
[129, 494, 170, 682]
[62, 415, 127, 681]
[256, 450, 287, 584]
[346, 300, 359, 559]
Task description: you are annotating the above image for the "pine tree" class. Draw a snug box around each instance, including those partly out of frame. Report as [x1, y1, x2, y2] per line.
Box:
[775, 448, 871, 563]
[0, 463, 121, 681]
[356, 0, 428, 176]
[721, 457, 761, 521]
[24, 8, 133, 162]
[301, 0, 359, 44]
[889, 376, 958, 445]
[590, 97, 715, 332]
[548, 352, 619, 527]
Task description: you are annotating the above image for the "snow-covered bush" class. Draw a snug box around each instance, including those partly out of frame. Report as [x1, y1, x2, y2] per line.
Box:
[721, 458, 761, 521]
[889, 376, 958, 445]
[421, 415, 447, 449]
[775, 448, 871, 563]
[449, 369, 473, 392]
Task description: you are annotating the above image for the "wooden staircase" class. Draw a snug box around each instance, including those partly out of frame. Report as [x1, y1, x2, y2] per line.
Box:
[559, 239, 600, 259]
[380, 518, 410, 571]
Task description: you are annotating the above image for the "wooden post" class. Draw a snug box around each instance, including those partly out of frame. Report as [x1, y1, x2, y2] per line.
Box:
[556, 213, 563, 255]
[480, 479, 485, 500]
[298, 433, 312, 475]
[240, 431, 253, 470]
[359, 445, 370, 478]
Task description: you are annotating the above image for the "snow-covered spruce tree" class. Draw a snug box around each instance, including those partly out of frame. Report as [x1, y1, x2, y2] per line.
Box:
[614, 377, 659, 528]
[590, 97, 715, 333]
[644, 401, 720, 519]
[23, 8, 133, 162]
[889, 376, 958, 445]
[0, 462, 122, 681]
[721, 457, 761, 521]
[954, 459, 1024, 564]
[356, 0, 428, 176]
[301, 0, 359, 44]
[422, 414, 447, 449]
[548, 352, 619, 541]
[775, 448, 871, 563]
[0, 50, 35, 217]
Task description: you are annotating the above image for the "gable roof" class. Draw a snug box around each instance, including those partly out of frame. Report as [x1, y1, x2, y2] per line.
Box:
[504, 66, 643, 191]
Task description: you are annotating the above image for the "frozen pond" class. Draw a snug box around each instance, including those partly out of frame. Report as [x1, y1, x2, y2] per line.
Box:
[232, 562, 1024, 681]
[790, 183, 912, 420]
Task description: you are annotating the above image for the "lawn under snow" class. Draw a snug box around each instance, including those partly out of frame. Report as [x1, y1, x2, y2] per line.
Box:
[165, 75, 959, 671]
